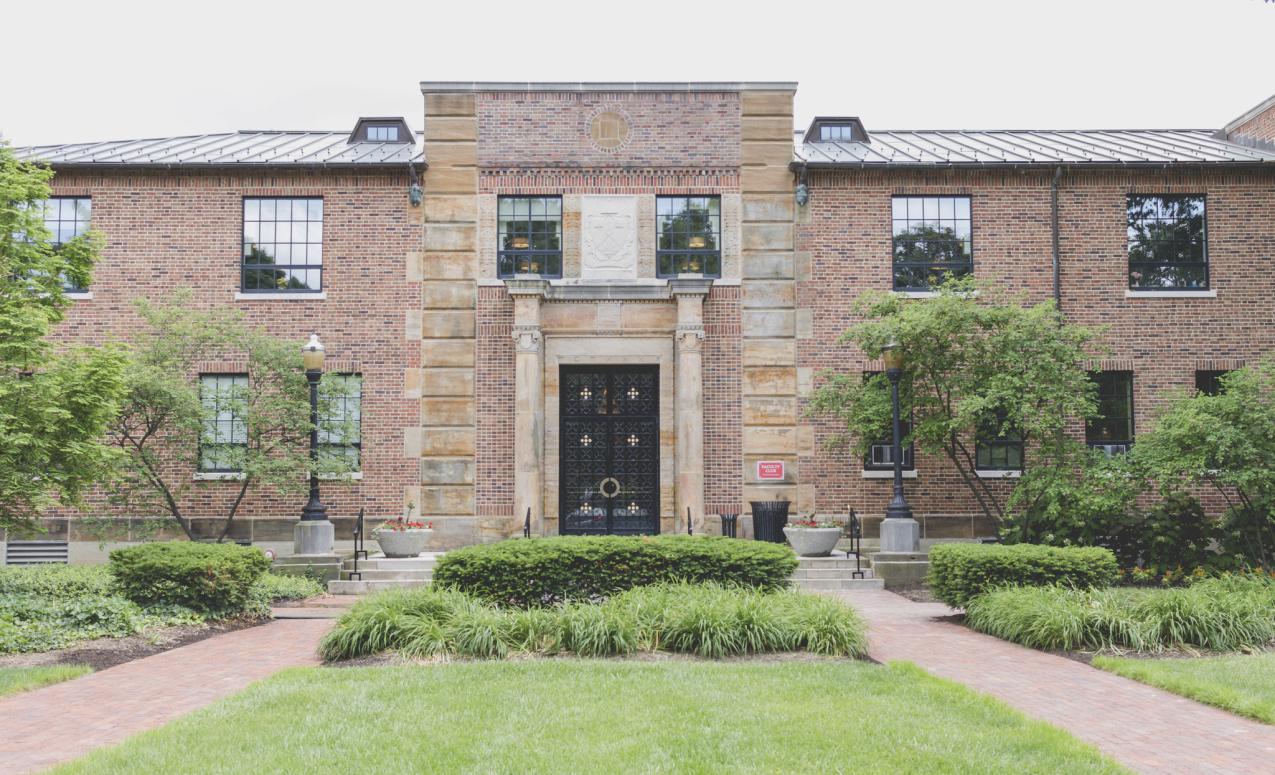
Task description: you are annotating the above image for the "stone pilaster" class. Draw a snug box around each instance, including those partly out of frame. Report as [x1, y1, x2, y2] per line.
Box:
[671, 278, 712, 532]
[418, 89, 479, 530]
[508, 278, 548, 534]
[740, 89, 801, 513]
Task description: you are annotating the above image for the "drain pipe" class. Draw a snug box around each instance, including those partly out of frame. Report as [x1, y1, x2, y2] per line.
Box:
[1051, 166, 1063, 311]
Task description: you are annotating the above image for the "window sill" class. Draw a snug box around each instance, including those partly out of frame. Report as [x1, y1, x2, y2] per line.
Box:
[862, 469, 917, 479]
[193, 471, 246, 481]
[1125, 289, 1215, 299]
[976, 469, 1022, 479]
[319, 472, 363, 481]
[65, 291, 93, 300]
[235, 292, 327, 301]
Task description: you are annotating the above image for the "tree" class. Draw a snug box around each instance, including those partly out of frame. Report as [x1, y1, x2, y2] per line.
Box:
[808, 277, 1103, 530]
[0, 143, 128, 532]
[107, 293, 357, 540]
[1130, 362, 1275, 567]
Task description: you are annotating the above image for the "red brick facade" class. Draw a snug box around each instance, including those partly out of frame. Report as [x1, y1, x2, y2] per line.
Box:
[797, 165, 1275, 537]
[37, 168, 421, 543]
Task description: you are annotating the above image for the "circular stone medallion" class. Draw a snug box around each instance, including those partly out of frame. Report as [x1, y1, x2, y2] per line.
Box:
[589, 110, 631, 152]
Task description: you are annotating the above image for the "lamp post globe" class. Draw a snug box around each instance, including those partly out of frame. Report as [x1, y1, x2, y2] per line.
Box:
[301, 333, 327, 522]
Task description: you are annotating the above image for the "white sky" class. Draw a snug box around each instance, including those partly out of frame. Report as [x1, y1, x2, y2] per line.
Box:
[2, 0, 1272, 146]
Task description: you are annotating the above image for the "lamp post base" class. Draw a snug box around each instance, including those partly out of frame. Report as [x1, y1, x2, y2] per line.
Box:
[879, 517, 920, 554]
[293, 519, 335, 556]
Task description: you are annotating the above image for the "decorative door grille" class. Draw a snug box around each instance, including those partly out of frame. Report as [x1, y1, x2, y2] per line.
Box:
[560, 366, 660, 535]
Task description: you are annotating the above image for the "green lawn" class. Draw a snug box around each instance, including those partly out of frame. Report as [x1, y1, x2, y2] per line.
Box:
[1094, 652, 1275, 724]
[0, 665, 91, 697]
[55, 660, 1124, 774]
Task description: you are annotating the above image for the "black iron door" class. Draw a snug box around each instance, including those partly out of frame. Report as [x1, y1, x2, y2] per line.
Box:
[560, 366, 660, 535]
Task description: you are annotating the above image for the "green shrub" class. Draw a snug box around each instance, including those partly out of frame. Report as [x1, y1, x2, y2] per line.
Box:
[432, 535, 799, 607]
[965, 576, 1275, 652]
[0, 593, 204, 654]
[109, 542, 270, 614]
[317, 582, 866, 662]
[927, 543, 1118, 608]
[0, 564, 114, 598]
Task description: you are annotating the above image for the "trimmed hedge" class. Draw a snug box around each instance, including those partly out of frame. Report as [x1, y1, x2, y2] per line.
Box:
[432, 535, 799, 607]
[927, 543, 1118, 608]
[109, 542, 270, 614]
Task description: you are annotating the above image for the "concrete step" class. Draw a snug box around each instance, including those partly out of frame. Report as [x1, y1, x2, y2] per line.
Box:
[792, 567, 874, 580]
[793, 578, 885, 591]
[343, 558, 437, 571]
[327, 578, 431, 594]
[795, 556, 871, 570]
[345, 569, 434, 581]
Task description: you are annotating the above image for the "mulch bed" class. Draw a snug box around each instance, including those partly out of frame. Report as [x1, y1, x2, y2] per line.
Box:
[0, 617, 266, 673]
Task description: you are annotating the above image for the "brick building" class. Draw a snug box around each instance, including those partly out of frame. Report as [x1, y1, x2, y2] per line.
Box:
[8, 83, 1275, 560]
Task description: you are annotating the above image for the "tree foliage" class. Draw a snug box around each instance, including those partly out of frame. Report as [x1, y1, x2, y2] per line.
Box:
[808, 277, 1103, 529]
[107, 293, 357, 540]
[1130, 362, 1275, 567]
[0, 143, 127, 531]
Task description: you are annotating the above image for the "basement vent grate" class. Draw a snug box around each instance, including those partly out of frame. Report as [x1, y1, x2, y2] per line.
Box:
[5, 540, 69, 565]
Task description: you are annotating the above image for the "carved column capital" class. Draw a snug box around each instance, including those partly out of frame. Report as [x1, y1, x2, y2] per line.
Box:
[512, 325, 543, 353]
[676, 325, 705, 352]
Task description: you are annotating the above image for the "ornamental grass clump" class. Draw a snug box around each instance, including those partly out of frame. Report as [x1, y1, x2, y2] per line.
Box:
[964, 576, 1275, 653]
[318, 582, 867, 662]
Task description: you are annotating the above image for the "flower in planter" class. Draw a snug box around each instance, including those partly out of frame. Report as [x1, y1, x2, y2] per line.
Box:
[786, 515, 841, 529]
[376, 518, 433, 533]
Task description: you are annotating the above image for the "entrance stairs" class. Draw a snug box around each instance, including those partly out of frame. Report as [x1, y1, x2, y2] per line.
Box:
[327, 551, 882, 595]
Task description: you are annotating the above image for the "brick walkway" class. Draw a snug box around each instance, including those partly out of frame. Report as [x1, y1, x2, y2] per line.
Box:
[0, 618, 332, 774]
[840, 589, 1275, 775]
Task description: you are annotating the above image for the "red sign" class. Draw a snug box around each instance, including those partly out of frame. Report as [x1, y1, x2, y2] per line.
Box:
[756, 461, 785, 480]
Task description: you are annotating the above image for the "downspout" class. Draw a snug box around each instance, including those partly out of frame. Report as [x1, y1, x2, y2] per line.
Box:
[1050, 165, 1063, 311]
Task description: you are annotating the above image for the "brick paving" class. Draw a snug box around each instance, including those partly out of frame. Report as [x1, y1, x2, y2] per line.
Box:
[840, 589, 1275, 775]
[0, 618, 332, 774]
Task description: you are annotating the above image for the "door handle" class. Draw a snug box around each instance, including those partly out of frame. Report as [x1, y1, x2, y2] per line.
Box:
[598, 477, 621, 498]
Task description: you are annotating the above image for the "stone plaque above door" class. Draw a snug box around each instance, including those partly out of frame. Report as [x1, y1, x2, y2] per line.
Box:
[581, 195, 638, 280]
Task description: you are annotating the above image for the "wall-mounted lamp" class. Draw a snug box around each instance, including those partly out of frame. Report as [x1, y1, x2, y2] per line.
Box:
[795, 183, 809, 207]
[408, 161, 423, 207]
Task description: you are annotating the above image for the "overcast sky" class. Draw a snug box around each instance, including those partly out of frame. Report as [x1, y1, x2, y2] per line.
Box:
[2, 0, 1272, 146]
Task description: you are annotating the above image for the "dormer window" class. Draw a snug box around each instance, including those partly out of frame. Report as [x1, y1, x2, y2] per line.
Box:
[347, 117, 412, 144]
[804, 117, 868, 144]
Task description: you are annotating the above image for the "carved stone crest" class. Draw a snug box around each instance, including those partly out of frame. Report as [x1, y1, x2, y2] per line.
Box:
[581, 196, 638, 279]
[512, 326, 542, 353]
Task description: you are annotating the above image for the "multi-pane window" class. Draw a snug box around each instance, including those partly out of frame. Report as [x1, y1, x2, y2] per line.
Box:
[862, 372, 914, 471]
[242, 198, 323, 293]
[199, 375, 248, 472]
[657, 196, 721, 277]
[1195, 369, 1229, 396]
[818, 124, 857, 142]
[975, 411, 1024, 471]
[320, 374, 362, 470]
[366, 125, 398, 141]
[1127, 195, 1207, 290]
[1087, 371, 1134, 454]
[498, 196, 562, 278]
[40, 197, 92, 292]
[892, 196, 972, 291]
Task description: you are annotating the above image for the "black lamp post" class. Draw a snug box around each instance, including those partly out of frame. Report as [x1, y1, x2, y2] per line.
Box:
[300, 333, 327, 522]
[881, 338, 915, 525]
[877, 339, 918, 555]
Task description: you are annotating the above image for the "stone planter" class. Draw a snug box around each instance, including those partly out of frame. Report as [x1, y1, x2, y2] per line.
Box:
[373, 528, 433, 559]
[783, 526, 843, 557]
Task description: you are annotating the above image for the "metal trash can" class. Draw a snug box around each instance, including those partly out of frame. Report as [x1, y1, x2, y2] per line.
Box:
[749, 500, 791, 543]
[720, 514, 739, 538]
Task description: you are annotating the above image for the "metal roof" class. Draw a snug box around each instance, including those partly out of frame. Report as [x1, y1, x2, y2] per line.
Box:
[795, 129, 1275, 168]
[13, 130, 423, 167]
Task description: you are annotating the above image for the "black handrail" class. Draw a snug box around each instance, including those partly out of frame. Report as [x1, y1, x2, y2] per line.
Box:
[523, 507, 531, 538]
[847, 509, 864, 579]
[687, 507, 693, 535]
[349, 507, 368, 581]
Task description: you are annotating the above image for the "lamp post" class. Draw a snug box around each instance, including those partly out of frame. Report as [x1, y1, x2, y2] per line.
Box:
[301, 333, 327, 521]
[879, 338, 920, 554]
